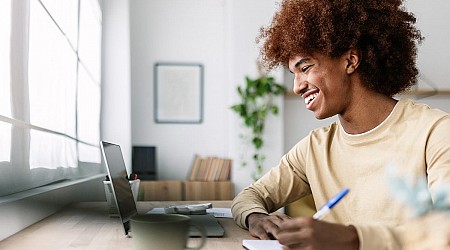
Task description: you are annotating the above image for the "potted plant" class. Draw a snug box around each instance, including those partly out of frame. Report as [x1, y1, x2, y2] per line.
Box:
[231, 74, 285, 180]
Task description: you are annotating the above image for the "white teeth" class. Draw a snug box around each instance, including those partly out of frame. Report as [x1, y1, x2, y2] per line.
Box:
[304, 93, 319, 105]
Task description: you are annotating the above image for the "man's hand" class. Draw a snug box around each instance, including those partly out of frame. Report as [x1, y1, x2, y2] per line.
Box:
[275, 217, 359, 250]
[247, 213, 291, 240]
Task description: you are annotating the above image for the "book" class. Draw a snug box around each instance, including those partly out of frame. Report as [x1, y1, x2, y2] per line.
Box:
[202, 156, 213, 181]
[218, 159, 231, 181]
[187, 154, 232, 181]
[197, 157, 208, 181]
[242, 240, 283, 250]
[213, 158, 224, 181]
[188, 154, 202, 181]
[206, 157, 219, 181]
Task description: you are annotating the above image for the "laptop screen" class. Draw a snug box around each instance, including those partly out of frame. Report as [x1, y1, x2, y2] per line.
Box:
[100, 141, 138, 235]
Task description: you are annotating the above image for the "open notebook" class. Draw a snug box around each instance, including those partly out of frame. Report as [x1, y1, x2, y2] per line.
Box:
[100, 140, 225, 237]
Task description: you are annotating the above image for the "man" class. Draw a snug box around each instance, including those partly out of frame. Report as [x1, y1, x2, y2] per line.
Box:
[231, 0, 450, 249]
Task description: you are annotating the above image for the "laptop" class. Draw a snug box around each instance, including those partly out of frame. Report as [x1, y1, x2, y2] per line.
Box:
[100, 140, 225, 237]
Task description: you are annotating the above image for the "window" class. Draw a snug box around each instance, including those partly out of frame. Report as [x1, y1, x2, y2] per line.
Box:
[29, 0, 78, 136]
[0, 0, 102, 196]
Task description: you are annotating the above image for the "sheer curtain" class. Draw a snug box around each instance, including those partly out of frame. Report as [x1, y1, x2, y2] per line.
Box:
[0, 0, 102, 197]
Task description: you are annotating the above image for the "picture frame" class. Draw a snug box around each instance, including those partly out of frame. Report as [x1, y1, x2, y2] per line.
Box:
[154, 63, 204, 123]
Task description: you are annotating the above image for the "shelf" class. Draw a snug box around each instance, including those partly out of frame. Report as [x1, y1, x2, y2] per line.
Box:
[284, 90, 450, 98]
[138, 180, 233, 201]
[399, 90, 450, 96]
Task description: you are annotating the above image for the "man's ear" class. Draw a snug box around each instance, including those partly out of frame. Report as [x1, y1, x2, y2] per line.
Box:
[345, 48, 361, 74]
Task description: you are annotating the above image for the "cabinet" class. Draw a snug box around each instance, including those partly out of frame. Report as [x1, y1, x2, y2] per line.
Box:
[138, 180, 233, 201]
[184, 181, 233, 200]
[138, 180, 183, 201]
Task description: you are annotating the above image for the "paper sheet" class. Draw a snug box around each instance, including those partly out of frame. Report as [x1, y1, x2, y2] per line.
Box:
[207, 208, 233, 218]
[242, 240, 283, 250]
[146, 207, 233, 218]
[146, 207, 165, 214]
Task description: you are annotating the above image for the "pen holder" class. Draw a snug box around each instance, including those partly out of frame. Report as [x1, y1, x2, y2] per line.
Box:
[103, 179, 140, 217]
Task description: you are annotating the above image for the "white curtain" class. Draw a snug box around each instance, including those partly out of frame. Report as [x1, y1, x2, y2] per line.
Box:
[0, 0, 102, 197]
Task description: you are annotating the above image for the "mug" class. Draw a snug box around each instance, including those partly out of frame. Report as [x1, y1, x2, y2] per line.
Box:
[130, 214, 206, 250]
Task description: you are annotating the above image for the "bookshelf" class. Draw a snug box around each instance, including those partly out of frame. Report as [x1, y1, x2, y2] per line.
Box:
[137, 154, 234, 201]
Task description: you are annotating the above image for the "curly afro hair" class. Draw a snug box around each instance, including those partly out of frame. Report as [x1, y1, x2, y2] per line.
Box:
[257, 0, 423, 96]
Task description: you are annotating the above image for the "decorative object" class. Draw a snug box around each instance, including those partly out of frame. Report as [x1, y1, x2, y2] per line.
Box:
[387, 167, 450, 249]
[154, 63, 203, 123]
[231, 70, 285, 180]
[387, 167, 450, 217]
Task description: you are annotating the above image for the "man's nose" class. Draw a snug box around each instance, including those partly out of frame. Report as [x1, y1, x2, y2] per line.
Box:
[292, 74, 308, 95]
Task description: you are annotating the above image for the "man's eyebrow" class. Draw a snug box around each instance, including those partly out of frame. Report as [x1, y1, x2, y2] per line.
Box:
[289, 58, 310, 73]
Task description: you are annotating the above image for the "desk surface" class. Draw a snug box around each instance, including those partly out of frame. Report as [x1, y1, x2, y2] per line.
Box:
[0, 201, 253, 250]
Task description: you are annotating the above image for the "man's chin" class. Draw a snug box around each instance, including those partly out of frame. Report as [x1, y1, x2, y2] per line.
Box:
[313, 111, 333, 120]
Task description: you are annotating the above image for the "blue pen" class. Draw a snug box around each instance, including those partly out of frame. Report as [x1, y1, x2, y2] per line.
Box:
[312, 188, 349, 220]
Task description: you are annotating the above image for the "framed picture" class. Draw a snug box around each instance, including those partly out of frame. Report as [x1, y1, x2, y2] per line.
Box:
[154, 63, 203, 123]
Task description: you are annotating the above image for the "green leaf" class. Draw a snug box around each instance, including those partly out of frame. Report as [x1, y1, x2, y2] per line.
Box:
[230, 104, 241, 112]
[245, 116, 254, 127]
[271, 106, 279, 115]
[253, 137, 263, 149]
[253, 154, 259, 160]
[230, 104, 247, 118]
[237, 86, 244, 96]
[253, 124, 263, 134]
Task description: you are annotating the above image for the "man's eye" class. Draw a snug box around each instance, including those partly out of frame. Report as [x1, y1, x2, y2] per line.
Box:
[302, 65, 312, 72]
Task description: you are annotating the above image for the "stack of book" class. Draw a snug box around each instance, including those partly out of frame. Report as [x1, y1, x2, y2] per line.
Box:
[187, 154, 232, 181]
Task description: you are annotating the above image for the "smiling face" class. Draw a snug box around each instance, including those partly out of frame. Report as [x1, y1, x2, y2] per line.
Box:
[288, 51, 358, 120]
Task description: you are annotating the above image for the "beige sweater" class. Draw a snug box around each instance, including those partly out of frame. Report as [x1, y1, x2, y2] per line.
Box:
[231, 98, 450, 250]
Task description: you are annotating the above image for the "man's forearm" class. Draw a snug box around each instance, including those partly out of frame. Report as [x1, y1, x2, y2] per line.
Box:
[246, 212, 269, 228]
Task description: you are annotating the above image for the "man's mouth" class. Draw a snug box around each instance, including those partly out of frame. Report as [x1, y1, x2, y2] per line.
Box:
[304, 92, 319, 105]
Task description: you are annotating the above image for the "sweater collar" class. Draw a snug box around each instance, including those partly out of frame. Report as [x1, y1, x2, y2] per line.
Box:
[338, 98, 410, 143]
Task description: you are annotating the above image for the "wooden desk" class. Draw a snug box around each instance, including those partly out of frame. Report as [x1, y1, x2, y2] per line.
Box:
[0, 201, 252, 250]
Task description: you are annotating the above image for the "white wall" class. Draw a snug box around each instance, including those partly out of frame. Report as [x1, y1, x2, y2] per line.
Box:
[129, 0, 284, 194]
[101, 0, 132, 172]
[406, 0, 450, 90]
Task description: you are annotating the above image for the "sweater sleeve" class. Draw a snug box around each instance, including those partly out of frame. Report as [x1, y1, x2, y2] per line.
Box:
[353, 224, 402, 250]
[231, 139, 312, 229]
[426, 115, 450, 203]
